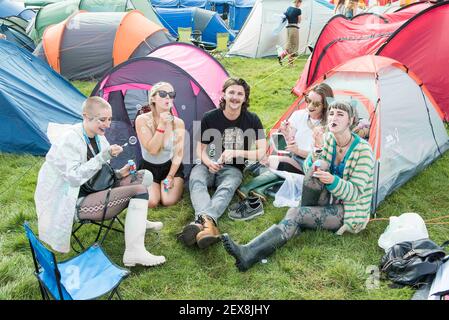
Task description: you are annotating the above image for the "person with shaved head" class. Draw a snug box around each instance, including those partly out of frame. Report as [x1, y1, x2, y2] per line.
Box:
[35, 96, 166, 268]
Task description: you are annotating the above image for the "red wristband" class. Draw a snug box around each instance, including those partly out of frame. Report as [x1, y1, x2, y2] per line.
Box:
[156, 128, 165, 133]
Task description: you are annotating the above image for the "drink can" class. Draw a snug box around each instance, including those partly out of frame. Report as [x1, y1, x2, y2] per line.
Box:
[128, 159, 136, 175]
[163, 178, 169, 192]
[313, 159, 321, 172]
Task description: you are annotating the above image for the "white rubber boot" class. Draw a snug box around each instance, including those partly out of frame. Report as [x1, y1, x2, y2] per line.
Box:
[146, 220, 163, 232]
[123, 198, 166, 267]
[140, 170, 163, 232]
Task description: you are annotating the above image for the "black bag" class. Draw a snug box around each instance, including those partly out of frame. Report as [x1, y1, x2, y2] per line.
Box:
[80, 163, 117, 194]
[380, 238, 447, 287]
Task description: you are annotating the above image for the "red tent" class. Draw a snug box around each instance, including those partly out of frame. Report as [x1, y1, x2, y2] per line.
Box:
[293, 1, 449, 121]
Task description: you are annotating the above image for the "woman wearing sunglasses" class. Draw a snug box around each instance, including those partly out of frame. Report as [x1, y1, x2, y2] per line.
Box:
[222, 100, 375, 272]
[135, 82, 185, 208]
[264, 83, 333, 174]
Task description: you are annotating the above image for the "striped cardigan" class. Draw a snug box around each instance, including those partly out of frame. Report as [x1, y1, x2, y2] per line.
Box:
[304, 132, 374, 235]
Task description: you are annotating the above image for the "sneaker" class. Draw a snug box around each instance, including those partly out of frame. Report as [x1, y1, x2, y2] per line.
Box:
[228, 199, 264, 221]
[228, 197, 260, 216]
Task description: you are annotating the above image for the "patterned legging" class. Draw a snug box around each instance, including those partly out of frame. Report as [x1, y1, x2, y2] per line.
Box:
[77, 170, 148, 221]
[277, 170, 344, 240]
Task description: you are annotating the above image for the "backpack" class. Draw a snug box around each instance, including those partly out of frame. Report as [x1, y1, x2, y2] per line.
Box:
[380, 238, 448, 287]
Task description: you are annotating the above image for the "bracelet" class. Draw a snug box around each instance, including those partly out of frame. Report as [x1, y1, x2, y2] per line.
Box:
[156, 128, 165, 134]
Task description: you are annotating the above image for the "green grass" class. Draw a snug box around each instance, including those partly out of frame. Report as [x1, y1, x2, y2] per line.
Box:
[1, 56, 448, 300]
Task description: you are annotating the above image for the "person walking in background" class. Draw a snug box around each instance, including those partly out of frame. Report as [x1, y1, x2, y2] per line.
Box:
[283, 0, 303, 67]
[135, 82, 185, 208]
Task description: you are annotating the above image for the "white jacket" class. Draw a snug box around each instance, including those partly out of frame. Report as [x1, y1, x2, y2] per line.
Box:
[35, 123, 111, 253]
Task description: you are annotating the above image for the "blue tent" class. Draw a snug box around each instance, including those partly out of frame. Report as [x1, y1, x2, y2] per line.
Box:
[156, 7, 235, 45]
[0, 22, 35, 52]
[0, 41, 85, 155]
[150, 0, 180, 7]
[205, 0, 233, 14]
[180, 0, 207, 7]
[0, 0, 35, 20]
[228, 0, 254, 30]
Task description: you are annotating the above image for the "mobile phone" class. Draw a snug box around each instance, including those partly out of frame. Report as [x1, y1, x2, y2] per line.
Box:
[270, 132, 290, 155]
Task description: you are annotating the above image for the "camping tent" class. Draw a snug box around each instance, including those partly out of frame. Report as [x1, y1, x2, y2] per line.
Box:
[90, 42, 229, 173]
[0, 40, 85, 156]
[27, 0, 163, 42]
[34, 10, 172, 80]
[271, 55, 449, 210]
[205, 0, 234, 15]
[150, 0, 207, 7]
[227, 0, 334, 58]
[0, 0, 36, 20]
[293, 1, 449, 121]
[0, 19, 35, 51]
[151, 0, 180, 7]
[1, 15, 29, 32]
[148, 42, 228, 107]
[180, 0, 208, 7]
[156, 7, 235, 44]
[228, 0, 255, 30]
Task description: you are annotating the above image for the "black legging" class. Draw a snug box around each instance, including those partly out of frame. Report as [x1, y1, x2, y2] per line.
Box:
[77, 171, 148, 221]
[277, 169, 344, 239]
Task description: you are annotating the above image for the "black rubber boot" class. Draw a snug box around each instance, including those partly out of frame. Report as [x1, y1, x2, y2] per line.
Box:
[221, 225, 287, 272]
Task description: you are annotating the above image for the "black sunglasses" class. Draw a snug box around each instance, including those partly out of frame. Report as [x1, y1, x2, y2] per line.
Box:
[305, 95, 323, 107]
[157, 90, 176, 99]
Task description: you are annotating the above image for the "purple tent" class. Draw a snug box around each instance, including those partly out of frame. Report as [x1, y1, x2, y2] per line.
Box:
[91, 43, 229, 176]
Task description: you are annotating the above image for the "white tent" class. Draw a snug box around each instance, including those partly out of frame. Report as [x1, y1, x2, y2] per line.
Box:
[227, 0, 334, 58]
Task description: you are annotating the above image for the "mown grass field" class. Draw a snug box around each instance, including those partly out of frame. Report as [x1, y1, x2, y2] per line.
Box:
[1, 56, 448, 300]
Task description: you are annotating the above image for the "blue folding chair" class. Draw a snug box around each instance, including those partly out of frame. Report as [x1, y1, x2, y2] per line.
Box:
[24, 222, 129, 300]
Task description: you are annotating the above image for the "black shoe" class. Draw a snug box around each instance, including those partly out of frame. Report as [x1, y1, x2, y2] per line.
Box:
[176, 217, 204, 247]
[277, 56, 283, 66]
[228, 198, 264, 221]
[228, 197, 260, 216]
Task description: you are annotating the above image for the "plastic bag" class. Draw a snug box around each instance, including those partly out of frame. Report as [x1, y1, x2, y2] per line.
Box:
[378, 212, 429, 252]
[271, 169, 304, 208]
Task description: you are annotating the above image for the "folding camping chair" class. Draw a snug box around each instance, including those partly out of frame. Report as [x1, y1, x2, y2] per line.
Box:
[24, 222, 129, 300]
[212, 32, 229, 58]
[177, 27, 193, 43]
[71, 190, 125, 253]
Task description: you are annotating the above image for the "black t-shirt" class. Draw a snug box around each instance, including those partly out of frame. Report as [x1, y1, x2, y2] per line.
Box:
[200, 109, 265, 171]
[284, 7, 302, 24]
